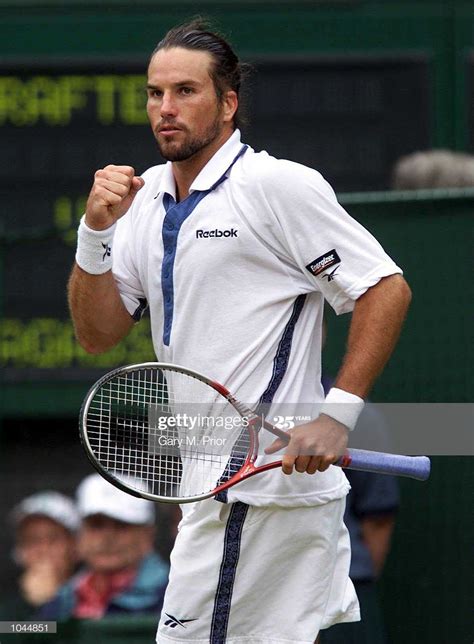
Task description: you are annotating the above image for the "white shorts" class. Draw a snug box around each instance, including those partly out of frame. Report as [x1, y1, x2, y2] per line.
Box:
[156, 497, 359, 643]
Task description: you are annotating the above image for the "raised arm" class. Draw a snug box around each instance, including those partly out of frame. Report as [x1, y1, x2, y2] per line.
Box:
[68, 165, 144, 354]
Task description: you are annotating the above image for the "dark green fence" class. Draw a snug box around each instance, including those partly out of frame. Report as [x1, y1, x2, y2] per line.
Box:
[324, 188, 474, 403]
[379, 455, 474, 644]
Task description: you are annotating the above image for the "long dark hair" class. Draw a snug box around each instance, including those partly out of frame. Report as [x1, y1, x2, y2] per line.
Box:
[151, 18, 250, 129]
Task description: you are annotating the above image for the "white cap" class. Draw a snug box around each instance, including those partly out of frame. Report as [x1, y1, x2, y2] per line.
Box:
[11, 491, 80, 532]
[76, 474, 155, 525]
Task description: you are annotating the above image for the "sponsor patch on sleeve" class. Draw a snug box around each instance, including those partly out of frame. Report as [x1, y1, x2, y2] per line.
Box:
[305, 249, 341, 277]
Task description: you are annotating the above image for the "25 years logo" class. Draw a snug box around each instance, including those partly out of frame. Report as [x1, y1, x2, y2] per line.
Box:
[273, 415, 311, 430]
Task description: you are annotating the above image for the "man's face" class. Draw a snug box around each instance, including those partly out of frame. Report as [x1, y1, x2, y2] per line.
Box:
[16, 516, 76, 573]
[78, 515, 153, 573]
[146, 47, 235, 162]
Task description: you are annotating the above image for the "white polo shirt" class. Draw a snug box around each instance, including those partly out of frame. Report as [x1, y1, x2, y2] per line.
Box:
[112, 129, 402, 507]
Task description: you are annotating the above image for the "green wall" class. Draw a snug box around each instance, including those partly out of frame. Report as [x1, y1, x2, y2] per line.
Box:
[0, 4, 472, 643]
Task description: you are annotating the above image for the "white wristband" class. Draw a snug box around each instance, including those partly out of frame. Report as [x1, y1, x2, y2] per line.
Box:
[75, 215, 117, 275]
[321, 387, 365, 431]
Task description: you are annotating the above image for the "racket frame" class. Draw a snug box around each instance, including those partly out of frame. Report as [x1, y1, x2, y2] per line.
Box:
[80, 362, 430, 504]
[80, 362, 273, 503]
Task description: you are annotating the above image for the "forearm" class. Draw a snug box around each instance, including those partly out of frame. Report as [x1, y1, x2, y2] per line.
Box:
[68, 263, 134, 354]
[334, 274, 412, 398]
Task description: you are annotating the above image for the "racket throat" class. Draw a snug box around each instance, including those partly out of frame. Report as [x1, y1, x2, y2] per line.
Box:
[212, 458, 283, 497]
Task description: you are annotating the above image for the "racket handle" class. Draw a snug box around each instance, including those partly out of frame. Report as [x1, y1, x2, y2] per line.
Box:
[336, 449, 431, 481]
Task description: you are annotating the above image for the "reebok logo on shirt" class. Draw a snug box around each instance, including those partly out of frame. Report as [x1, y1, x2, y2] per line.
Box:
[196, 228, 238, 238]
[305, 249, 341, 277]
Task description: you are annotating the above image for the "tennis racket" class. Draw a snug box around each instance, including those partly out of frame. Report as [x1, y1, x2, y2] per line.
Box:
[79, 362, 431, 504]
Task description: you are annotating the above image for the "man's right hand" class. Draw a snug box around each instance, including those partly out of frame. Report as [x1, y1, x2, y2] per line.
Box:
[85, 165, 145, 231]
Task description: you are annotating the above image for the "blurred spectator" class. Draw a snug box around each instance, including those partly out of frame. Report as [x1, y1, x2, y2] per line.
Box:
[1, 491, 79, 619]
[37, 473, 169, 620]
[391, 149, 474, 189]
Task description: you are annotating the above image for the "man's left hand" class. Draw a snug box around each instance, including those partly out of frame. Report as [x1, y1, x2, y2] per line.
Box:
[264, 414, 349, 475]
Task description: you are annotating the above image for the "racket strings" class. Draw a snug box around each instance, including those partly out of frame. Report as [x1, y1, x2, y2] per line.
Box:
[85, 367, 249, 500]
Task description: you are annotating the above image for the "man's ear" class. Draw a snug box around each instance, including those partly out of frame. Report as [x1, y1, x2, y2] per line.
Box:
[222, 90, 238, 124]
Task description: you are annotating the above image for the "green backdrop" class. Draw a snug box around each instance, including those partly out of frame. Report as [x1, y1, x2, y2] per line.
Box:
[0, 3, 472, 643]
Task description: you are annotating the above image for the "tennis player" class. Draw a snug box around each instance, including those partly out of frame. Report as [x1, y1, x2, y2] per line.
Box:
[68, 19, 411, 644]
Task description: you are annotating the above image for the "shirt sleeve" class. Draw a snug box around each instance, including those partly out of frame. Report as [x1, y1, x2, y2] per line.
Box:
[259, 158, 403, 314]
[112, 212, 148, 321]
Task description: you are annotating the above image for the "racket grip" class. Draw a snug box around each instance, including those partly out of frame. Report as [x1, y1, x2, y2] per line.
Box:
[336, 449, 431, 481]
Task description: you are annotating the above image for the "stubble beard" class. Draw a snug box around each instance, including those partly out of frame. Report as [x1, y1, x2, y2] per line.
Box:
[157, 111, 224, 162]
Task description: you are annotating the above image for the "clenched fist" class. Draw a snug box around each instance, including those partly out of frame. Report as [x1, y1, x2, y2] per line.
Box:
[85, 165, 145, 231]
